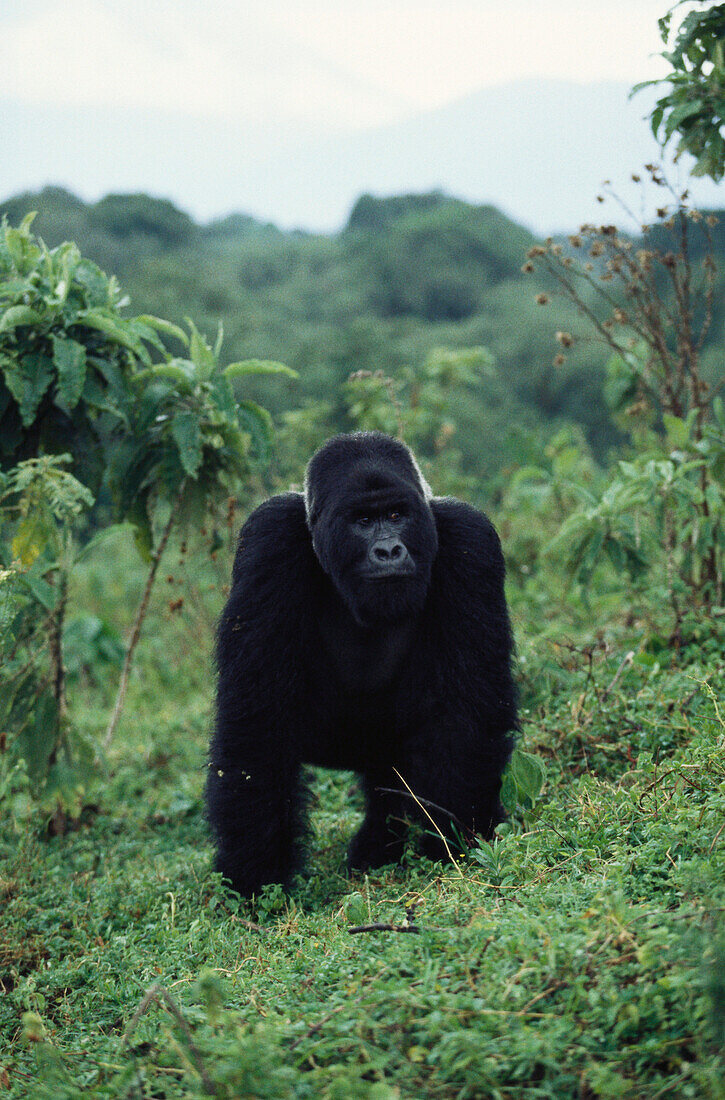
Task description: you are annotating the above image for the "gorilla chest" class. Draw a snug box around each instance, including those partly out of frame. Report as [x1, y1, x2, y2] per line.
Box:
[319, 616, 417, 695]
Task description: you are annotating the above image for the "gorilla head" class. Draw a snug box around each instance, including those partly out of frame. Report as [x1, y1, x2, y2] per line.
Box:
[304, 432, 438, 625]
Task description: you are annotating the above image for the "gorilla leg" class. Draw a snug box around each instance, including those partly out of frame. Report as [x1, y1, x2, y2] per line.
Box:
[206, 758, 308, 896]
[347, 773, 407, 872]
[401, 721, 512, 861]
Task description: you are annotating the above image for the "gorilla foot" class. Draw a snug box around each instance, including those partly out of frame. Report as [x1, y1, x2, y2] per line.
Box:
[347, 823, 405, 874]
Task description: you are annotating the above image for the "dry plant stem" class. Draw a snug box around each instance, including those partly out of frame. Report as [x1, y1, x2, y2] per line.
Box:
[392, 767, 465, 875]
[120, 983, 217, 1096]
[104, 484, 185, 751]
[47, 571, 68, 767]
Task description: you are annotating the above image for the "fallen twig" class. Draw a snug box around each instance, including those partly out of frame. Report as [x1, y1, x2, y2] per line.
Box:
[375, 787, 474, 839]
[348, 922, 420, 935]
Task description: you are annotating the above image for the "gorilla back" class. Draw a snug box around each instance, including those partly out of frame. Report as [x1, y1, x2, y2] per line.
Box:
[207, 431, 517, 896]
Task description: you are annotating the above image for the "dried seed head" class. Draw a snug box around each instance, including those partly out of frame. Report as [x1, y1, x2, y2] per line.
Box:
[521, 261, 535, 273]
[553, 354, 565, 367]
[568, 235, 582, 248]
[535, 293, 550, 305]
[556, 331, 574, 347]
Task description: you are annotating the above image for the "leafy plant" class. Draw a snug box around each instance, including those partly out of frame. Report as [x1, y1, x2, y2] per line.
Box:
[634, 2, 725, 181]
[525, 177, 725, 628]
[0, 456, 96, 815]
[0, 215, 295, 790]
[103, 319, 296, 748]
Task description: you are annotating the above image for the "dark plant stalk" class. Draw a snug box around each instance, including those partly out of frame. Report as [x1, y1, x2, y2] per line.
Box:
[47, 570, 68, 767]
[103, 484, 185, 751]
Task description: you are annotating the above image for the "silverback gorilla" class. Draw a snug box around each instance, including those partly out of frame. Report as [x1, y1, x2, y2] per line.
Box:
[206, 432, 517, 896]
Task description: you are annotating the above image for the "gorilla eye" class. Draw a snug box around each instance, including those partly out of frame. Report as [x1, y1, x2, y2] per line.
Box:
[389, 511, 401, 521]
[357, 516, 371, 526]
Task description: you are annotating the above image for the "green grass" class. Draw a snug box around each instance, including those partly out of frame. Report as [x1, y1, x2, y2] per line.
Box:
[1, 535, 723, 1098]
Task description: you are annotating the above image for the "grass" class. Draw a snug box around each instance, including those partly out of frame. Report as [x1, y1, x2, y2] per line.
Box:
[0, 531, 723, 1098]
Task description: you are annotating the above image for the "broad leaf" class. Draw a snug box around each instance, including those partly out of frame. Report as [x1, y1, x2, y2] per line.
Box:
[3, 353, 54, 426]
[51, 335, 87, 409]
[0, 305, 41, 333]
[224, 359, 297, 380]
[171, 409, 203, 477]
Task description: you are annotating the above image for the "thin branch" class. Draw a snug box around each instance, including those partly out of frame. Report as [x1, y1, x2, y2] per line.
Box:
[375, 787, 474, 839]
[103, 482, 185, 752]
[348, 922, 420, 935]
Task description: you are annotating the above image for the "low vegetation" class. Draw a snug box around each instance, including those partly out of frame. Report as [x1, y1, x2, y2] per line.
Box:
[0, 173, 723, 1095]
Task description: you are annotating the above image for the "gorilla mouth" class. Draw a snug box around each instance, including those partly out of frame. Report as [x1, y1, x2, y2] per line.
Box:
[363, 566, 416, 580]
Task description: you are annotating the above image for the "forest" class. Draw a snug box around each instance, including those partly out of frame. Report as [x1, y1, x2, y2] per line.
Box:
[1, 16, 724, 1092]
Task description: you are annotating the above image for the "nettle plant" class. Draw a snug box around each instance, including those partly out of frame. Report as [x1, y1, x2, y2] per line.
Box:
[0, 214, 294, 812]
[525, 169, 724, 634]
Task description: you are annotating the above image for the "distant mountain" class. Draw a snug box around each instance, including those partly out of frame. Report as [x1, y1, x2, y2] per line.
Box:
[1, 79, 722, 234]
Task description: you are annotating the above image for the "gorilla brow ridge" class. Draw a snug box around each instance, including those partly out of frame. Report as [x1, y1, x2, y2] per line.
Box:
[303, 431, 432, 524]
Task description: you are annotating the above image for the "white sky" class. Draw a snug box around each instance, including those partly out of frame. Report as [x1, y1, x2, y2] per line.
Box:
[1, 0, 671, 129]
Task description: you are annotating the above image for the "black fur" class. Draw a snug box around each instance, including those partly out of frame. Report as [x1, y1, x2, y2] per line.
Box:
[206, 431, 517, 896]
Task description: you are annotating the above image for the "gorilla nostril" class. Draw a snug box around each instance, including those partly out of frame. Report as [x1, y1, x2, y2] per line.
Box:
[374, 545, 389, 560]
[390, 543, 403, 559]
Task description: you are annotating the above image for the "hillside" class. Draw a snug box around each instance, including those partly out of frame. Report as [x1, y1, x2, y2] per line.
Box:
[2, 186, 723, 483]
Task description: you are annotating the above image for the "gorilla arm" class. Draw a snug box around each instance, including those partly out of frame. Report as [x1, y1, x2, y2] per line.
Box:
[401, 498, 517, 846]
[206, 492, 318, 896]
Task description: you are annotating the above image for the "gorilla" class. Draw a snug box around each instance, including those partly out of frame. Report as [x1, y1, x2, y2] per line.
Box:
[206, 431, 516, 896]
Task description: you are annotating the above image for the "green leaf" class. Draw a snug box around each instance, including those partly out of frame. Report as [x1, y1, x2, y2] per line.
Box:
[213, 320, 224, 359]
[171, 409, 203, 477]
[74, 259, 110, 307]
[0, 305, 42, 333]
[224, 359, 297, 380]
[12, 512, 51, 566]
[3, 353, 54, 426]
[663, 413, 693, 450]
[664, 99, 704, 139]
[136, 360, 196, 393]
[510, 749, 546, 803]
[185, 317, 216, 379]
[51, 336, 87, 409]
[499, 772, 517, 815]
[236, 399, 274, 461]
[135, 314, 189, 348]
[78, 309, 149, 363]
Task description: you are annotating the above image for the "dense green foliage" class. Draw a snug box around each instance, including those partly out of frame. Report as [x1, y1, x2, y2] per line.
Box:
[635, 1, 725, 180]
[0, 181, 723, 1097]
[0, 216, 291, 810]
[0, 186, 643, 472]
[0, 528, 722, 1098]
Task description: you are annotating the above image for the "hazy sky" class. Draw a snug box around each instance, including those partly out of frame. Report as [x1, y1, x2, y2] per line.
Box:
[1, 0, 670, 129]
[2, 1, 720, 230]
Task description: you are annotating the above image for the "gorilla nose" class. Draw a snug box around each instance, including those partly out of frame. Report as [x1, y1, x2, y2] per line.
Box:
[371, 538, 405, 562]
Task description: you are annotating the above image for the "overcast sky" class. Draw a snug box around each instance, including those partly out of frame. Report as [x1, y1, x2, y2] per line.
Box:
[1, 0, 671, 129]
[2, 1, 720, 230]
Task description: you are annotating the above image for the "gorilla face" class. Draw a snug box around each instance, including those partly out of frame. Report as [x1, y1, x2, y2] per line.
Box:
[305, 433, 438, 624]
